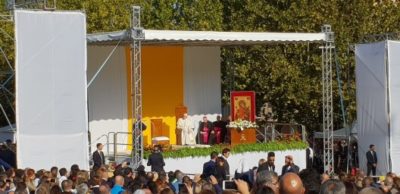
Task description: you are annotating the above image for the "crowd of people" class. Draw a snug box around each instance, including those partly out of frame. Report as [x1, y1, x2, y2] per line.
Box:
[0, 141, 396, 194]
[0, 137, 390, 194]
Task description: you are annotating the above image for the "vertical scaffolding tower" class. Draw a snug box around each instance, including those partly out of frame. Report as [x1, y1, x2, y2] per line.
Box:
[321, 25, 335, 173]
[0, 3, 16, 134]
[131, 6, 144, 169]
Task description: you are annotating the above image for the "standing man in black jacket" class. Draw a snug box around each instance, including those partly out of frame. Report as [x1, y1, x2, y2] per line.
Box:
[221, 148, 231, 179]
[93, 143, 105, 169]
[281, 155, 299, 175]
[366, 144, 378, 177]
[147, 145, 165, 173]
[258, 152, 276, 173]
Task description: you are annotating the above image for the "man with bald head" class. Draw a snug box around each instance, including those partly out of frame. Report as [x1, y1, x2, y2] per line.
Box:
[281, 155, 300, 175]
[111, 175, 125, 194]
[279, 172, 305, 194]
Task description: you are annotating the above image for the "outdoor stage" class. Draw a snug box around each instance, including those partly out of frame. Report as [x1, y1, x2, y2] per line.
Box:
[12, 9, 327, 170]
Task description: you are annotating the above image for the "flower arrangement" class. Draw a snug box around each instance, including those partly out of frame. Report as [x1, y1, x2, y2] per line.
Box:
[227, 119, 258, 131]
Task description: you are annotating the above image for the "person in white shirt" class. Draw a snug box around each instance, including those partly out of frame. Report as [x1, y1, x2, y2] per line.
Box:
[58, 168, 68, 188]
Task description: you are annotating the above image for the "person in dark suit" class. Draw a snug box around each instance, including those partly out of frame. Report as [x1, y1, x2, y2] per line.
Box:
[93, 143, 105, 169]
[366, 144, 377, 176]
[258, 152, 276, 173]
[221, 148, 231, 178]
[214, 157, 227, 186]
[202, 151, 218, 179]
[281, 155, 300, 175]
[147, 145, 165, 173]
[306, 147, 314, 169]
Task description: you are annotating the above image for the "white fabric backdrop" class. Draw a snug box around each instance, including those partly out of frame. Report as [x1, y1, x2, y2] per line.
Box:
[15, 10, 89, 170]
[183, 47, 222, 134]
[87, 46, 128, 153]
[356, 41, 390, 175]
[388, 41, 400, 174]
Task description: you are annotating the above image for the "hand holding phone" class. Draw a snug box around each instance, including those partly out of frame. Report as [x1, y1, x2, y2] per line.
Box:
[223, 180, 237, 190]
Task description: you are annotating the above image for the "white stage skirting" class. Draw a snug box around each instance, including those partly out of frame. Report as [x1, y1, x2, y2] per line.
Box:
[144, 149, 306, 176]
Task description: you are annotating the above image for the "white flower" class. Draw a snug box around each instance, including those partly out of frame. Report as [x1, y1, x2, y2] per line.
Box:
[227, 119, 258, 131]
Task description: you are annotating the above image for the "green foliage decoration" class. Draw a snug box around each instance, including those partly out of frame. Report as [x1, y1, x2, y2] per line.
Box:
[143, 140, 308, 159]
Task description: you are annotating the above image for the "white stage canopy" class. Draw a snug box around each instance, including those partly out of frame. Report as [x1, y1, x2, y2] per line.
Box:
[87, 29, 327, 46]
[86, 28, 328, 150]
[15, 10, 89, 170]
[356, 40, 400, 175]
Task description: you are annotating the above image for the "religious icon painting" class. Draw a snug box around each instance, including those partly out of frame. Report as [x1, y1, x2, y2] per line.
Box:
[230, 91, 256, 122]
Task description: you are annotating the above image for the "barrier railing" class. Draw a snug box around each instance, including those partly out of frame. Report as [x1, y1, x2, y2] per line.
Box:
[89, 131, 133, 162]
[256, 122, 306, 142]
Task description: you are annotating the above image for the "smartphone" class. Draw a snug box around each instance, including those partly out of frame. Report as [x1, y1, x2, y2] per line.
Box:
[50, 179, 55, 183]
[223, 180, 237, 190]
[178, 183, 185, 191]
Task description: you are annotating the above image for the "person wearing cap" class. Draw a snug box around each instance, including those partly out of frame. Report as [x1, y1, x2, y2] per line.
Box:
[281, 155, 299, 175]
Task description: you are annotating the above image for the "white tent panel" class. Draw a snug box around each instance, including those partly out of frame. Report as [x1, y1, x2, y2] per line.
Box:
[15, 10, 89, 170]
[183, 47, 222, 134]
[356, 41, 390, 175]
[388, 41, 400, 174]
[87, 46, 129, 153]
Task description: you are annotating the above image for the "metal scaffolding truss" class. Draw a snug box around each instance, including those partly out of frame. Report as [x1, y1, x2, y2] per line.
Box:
[131, 6, 145, 169]
[321, 25, 335, 174]
[0, 9, 15, 133]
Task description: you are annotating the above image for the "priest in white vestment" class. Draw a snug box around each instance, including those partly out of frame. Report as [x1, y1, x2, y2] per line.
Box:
[177, 113, 196, 145]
